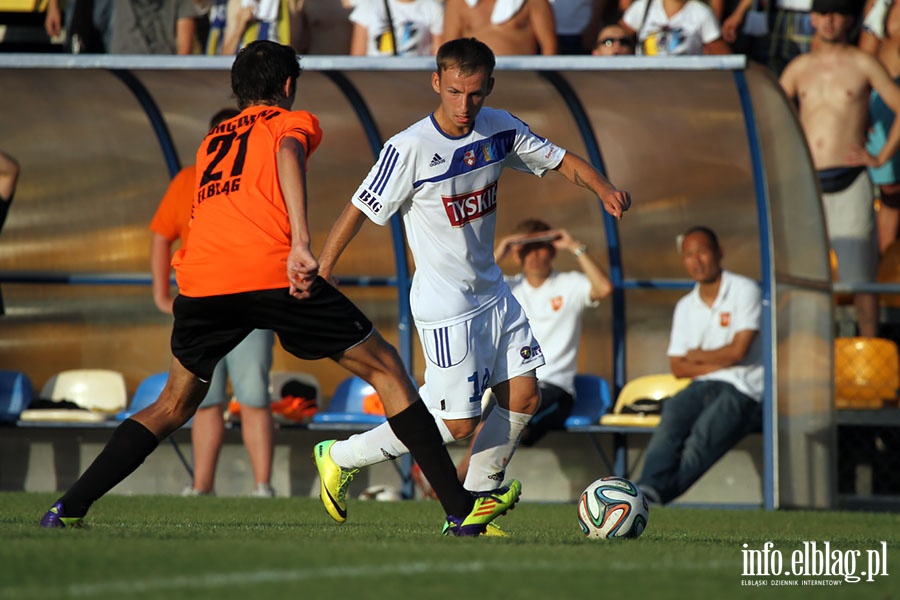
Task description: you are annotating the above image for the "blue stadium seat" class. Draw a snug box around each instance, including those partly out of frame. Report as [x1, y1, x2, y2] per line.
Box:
[0, 370, 33, 424]
[565, 374, 612, 428]
[309, 376, 386, 428]
[117, 372, 168, 420]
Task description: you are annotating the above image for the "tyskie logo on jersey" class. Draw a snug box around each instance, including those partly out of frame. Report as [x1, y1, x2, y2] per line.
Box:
[442, 182, 497, 227]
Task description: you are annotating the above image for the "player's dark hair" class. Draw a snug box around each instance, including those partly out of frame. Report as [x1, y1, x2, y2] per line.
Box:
[436, 37, 496, 78]
[231, 40, 301, 110]
[209, 107, 240, 130]
[681, 225, 720, 251]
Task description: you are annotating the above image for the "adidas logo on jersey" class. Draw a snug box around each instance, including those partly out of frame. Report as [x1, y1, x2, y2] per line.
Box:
[429, 153, 445, 167]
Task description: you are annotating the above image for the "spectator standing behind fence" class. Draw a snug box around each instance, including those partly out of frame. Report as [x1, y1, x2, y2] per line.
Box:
[149, 108, 277, 498]
[109, 0, 198, 54]
[349, 0, 445, 56]
[44, 0, 114, 53]
[443, 0, 559, 54]
[548, 0, 605, 54]
[860, 0, 900, 254]
[454, 220, 613, 483]
[780, 0, 900, 338]
[619, 0, 730, 55]
[637, 226, 763, 506]
[592, 22, 637, 54]
[206, 0, 295, 55]
[0, 149, 20, 317]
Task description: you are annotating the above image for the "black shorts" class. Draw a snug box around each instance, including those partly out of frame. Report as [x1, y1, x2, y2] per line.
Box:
[171, 277, 373, 381]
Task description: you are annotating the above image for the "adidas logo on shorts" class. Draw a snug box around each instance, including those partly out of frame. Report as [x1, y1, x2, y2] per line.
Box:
[429, 153, 445, 167]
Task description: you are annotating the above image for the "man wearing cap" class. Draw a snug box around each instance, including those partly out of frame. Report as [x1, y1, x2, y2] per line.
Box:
[781, 0, 900, 338]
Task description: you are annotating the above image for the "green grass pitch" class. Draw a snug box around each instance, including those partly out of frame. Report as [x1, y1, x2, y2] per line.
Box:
[1, 492, 897, 599]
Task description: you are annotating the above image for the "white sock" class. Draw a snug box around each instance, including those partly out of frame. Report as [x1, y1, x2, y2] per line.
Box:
[464, 407, 531, 492]
[330, 411, 456, 469]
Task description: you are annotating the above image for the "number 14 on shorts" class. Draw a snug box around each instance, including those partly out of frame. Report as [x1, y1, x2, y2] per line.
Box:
[468, 368, 491, 403]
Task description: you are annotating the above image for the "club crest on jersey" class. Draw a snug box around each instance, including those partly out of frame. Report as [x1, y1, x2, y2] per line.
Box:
[519, 343, 543, 361]
[442, 182, 497, 227]
[551, 296, 563, 311]
[463, 149, 476, 167]
[720, 312, 731, 327]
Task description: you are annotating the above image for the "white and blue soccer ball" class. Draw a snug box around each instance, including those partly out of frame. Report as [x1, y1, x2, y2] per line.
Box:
[577, 476, 649, 539]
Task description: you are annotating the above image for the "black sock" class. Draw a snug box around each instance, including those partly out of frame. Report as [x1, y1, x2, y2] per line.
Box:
[388, 399, 472, 517]
[58, 419, 159, 517]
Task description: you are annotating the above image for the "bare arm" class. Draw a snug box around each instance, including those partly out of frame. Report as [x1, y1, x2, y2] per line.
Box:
[531, 0, 558, 55]
[44, 0, 63, 38]
[847, 54, 900, 167]
[0, 149, 20, 203]
[443, 0, 465, 40]
[670, 329, 758, 378]
[553, 152, 631, 219]
[150, 233, 175, 314]
[721, 0, 753, 44]
[221, 6, 254, 54]
[778, 60, 800, 109]
[859, 0, 881, 55]
[290, 0, 311, 54]
[703, 38, 732, 55]
[350, 22, 368, 56]
[277, 136, 318, 299]
[580, 0, 607, 53]
[175, 16, 196, 55]
[552, 229, 613, 301]
[318, 202, 369, 284]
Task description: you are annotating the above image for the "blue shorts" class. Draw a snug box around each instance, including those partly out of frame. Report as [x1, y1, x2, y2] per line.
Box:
[866, 80, 900, 186]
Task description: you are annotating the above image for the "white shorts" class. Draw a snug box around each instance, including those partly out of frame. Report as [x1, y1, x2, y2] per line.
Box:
[822, 171, 877, 283]
[417, 292, 544, 420]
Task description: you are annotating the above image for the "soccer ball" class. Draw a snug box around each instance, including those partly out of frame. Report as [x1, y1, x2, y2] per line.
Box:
[577, 476, 649, 539]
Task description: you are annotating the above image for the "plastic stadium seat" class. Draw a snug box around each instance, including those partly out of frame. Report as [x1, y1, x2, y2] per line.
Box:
[39, 369, 128, 413]
[19, 369, 127, 422]
[564, 374, 612, 427]
[600, 373, 691, 427]
[117, 372, 168, 420]
[0, 370, 34, 424]
[834, 337, 900, 409]
[309, 376, 386, 427]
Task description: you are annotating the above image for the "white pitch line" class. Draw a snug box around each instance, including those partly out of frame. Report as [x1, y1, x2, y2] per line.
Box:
[0, 558, 734, 598]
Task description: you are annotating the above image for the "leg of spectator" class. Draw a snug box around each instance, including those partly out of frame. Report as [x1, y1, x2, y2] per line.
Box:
[638, 382, 708, 503]
[190, 407, 225, 493]
[673, 384, 761, 500]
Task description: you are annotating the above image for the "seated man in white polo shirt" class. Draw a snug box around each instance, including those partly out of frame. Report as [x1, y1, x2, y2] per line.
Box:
[638, 226, 763, 505]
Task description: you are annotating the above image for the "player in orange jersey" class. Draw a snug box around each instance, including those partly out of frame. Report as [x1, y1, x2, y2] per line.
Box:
[40, 40, 516, 535]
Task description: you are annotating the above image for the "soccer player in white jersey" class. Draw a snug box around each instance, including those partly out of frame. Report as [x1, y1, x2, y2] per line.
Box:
[313, 37, 631, 536]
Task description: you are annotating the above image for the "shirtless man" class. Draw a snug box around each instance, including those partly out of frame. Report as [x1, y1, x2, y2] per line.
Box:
[781, 0, 900, 337]
[443, 0, 558, 55]
[860, 0, 900, 253]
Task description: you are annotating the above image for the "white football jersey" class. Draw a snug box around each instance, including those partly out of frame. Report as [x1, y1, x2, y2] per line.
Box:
[351, 107, 566, 328]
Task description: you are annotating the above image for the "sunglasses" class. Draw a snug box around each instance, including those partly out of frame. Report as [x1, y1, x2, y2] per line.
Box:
[598, 37, 634, 47]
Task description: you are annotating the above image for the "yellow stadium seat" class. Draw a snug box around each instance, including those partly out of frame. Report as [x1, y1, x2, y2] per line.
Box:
[600, 373, 691, 427]
[834, 337, 900, 409]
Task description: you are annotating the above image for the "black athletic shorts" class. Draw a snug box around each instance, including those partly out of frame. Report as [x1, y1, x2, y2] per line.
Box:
[171, 277, 373, 381]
